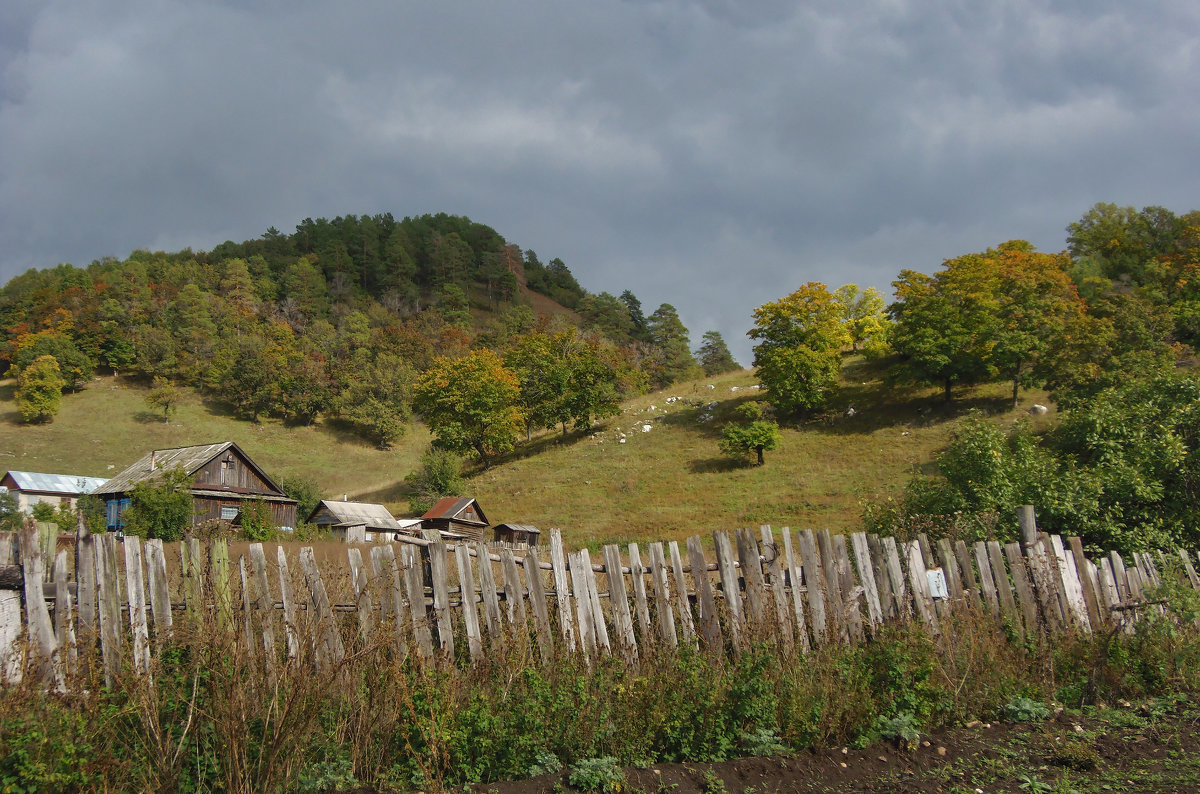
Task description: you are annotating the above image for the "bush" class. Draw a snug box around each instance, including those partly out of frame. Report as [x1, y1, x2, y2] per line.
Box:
[569, 757, 625, 793]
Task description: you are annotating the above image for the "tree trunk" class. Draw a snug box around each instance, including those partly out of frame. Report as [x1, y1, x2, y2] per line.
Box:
[756, 446, 765, 466]
[943, 380, 953, 403]
[1011, 376, 1020, 411]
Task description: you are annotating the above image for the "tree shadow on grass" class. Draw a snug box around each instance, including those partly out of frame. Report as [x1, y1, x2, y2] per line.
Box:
[133, 410, 168, 424]
[689, 456, 746, 474]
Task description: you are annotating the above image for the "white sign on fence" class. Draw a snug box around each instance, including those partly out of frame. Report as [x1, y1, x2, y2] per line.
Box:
[927, 567, 949, 600]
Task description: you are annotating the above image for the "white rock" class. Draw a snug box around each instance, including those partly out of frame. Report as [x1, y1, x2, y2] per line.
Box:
[642, 424, 652, 432]
[619, 438, 626, 444]
[1030, 404, 1049, 415]
[707, 384, 715, 389]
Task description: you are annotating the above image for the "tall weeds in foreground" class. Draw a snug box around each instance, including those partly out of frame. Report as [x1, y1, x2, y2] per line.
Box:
[3, 583, 1200, 793]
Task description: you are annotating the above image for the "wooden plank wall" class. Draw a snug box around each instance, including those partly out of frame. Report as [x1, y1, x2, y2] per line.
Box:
[1, 507, 1199, 687]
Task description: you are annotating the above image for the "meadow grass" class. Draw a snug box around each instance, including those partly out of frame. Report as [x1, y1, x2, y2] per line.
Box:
[0, 357, 1054, 547]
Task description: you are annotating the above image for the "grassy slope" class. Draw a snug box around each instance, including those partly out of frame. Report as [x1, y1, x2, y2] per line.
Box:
[473, 355, 1055, 548]
[0, 376, 431, 513]
[0, 357, 1053, 547]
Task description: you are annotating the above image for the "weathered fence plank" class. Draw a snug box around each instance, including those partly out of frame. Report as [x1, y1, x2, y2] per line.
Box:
[276, 545, 300, 660]
[954, 540, 980, 607]
[935, 538, 964, 605]
[833, 534, 864, 642]
[850, 532, 883, 628]
[688, 535, 723, 650]
[987, 541, 1017, 620]
[248, 544, 276, 671]
[474, 541, 503, 641]
[549, 530, 577, 651]
[96, 532, 122, 687]
[299, 547, 346, 671]
[568, 552, 596, 656]
[669, 541, 698, 646]
[760, 528, 792, 651]
[648, 542, 677, 648]
[500, 549, 527, 627]
[0, 588, 20, 682]
[713, 531, 743, 646]
[1050, 535, 1091, 632]
[627, 543, 652, 643]
[603, 544, 638, 662]
[882, 536, 909, 621]
[454, 544, 485, 662]
[736, 529, 767, 627]
[1069, 537, 1103, 630]
[973, 541, 1000, 616]
[428, 543, 455, 660]
[523, 547, 555, 664]
[781, 528, 810, 652]
[868, 534, 895, 620]
[799, 529, 828, 643]
[145, 539, 172, 644]
[816, 530, 846, 642]
[905, 540, 939, 634]
[401, 544, 435, 663]
[1003, 543, 1038, 636]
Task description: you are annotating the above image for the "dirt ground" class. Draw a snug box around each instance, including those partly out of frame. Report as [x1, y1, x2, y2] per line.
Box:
[465, 700, 1200, 794]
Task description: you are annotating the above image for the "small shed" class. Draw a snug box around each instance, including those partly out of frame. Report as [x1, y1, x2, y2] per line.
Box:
[420, 497, 489, 542]
[307, 499, 417, 543]
[492, 523, 541, 547]
[0, 471, 107, 514]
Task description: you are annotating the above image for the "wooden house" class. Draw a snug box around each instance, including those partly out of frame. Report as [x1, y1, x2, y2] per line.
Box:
[0, 471, 107, 514]
[492, 523, 541, 547]
[94, 442, 297, 532]
[420, 497, 489, 542]
[306, 499, 421, 542]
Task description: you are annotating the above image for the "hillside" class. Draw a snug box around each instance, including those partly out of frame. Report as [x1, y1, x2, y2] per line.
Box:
[0, 356, 1053, 545]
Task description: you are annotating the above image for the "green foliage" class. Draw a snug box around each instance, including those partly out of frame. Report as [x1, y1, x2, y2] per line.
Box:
[145, 376, 182, 422]
[718, 401, 780, 466]
[237, 499, 274, 541]
[645, 303, 701, 388]
[294, 758, 358, 793]
[406, 447, 466, 514]
[16, 355, 65, 423]
[695, 330, 739, 376]
[0, 491, 21, 532]
[279, 476, 322, 524]
[122, 467, 194, 541]
[0, 713, 94, 792]
[872, 712, 920, 750]
[528, 749, 564, 777]
[77, 494, 107, 534]
[31, 501, 56, 523]
[414, 349, 523, 467]
[334, 352, 415, 449]
[750, 282, 847, 416]
[569, 757, 625, 793]
[833, 284, 891, 357]
[1004, 696, 1052, 723]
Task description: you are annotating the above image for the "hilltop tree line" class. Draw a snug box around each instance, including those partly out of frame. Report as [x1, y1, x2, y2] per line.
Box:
[0, 213, 740, 448]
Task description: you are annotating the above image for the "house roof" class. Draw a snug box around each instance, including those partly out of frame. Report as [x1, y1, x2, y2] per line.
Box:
[421, 496, 489, 526]
[493, 523, 541, 535]
[307, 500, 406, 531]
[93, 442, 285, 497]
[2, 471, 108, 495]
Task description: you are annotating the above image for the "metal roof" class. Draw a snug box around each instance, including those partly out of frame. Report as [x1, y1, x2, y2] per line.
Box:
[93, 442, 284, 496]
[421, 496, 488, 526]
[3, 471, 108, 495]
[308, 500, 405, 531]
[493, 523, 541, 535]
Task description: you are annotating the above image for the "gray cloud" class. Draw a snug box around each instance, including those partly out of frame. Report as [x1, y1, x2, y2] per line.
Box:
[2, 0, 1198, 363]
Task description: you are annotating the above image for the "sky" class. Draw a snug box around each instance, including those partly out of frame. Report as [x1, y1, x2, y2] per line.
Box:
[2, 1, 1198, 364]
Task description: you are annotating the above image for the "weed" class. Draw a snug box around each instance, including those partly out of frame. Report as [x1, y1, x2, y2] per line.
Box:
[739, 728, 790, 757]
[700, 768, 727, 794]
[1005, 696, 1052, 723]
[530, 749, 565, 777]
[874, 712, 921, 750]
[569, 757, 626, 793]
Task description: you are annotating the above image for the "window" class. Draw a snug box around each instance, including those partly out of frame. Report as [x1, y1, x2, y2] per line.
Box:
[220, 506, 239, 521]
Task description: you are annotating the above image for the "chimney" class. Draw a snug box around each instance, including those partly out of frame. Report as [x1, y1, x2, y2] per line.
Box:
[149, 451, 156, 471]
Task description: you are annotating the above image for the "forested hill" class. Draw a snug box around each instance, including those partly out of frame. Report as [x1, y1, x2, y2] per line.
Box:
[0, 212, 737, 447]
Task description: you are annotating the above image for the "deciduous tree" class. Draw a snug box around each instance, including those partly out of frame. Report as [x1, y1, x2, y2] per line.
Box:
[414, 349, 523, 467]
[16, 354, 65, 423]
[749, 282, 848, 416]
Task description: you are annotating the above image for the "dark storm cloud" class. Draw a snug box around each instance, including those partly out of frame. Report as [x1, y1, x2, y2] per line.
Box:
[2, 0, 1198, 362]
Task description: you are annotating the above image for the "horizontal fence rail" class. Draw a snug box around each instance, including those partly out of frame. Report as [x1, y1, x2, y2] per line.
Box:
[1, 505, 1199, 688]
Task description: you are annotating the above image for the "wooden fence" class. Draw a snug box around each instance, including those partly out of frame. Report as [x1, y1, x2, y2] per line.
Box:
[2, 504, 1200, 689]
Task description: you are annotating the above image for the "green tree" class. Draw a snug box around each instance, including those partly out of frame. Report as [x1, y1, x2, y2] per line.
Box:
[577, 292, 635, 343]
[278, 476, 322, 525]
[0, 491, 22, 532]
[405, 447, 466, 514]
[237, 499, 274, 541]
[646, 303, 701, 388]
[889, 259, 999, 402]
[122, 468, 194, 541]
[414, 349, 524, 467]
[695, 330, 740, 376]
[749, 282, 848, 416]
[145, 376, 182, 422]
[832, 284, 891, 357]
[16, 355, 66, 423]
[335, 352, 416, 448]
[719, 402, 780, 466]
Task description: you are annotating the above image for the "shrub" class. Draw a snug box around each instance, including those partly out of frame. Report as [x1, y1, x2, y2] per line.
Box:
[569, 757, 625, 793]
